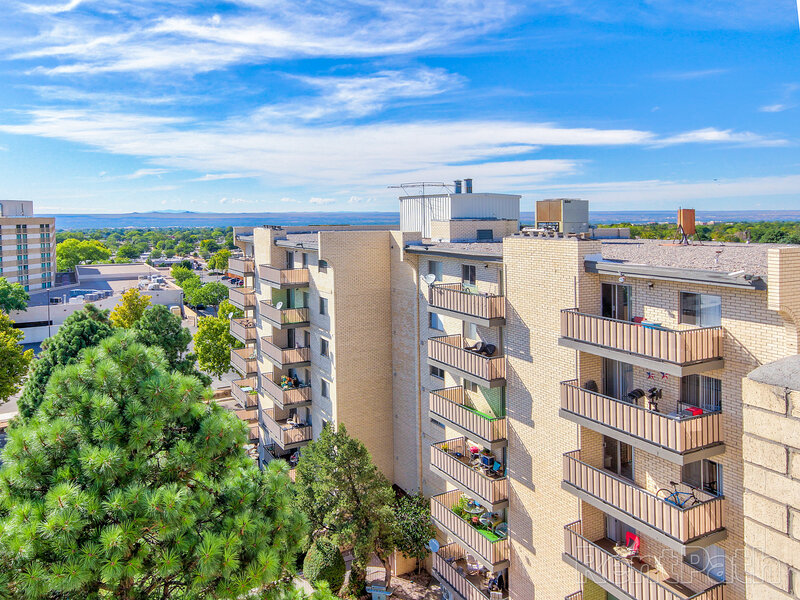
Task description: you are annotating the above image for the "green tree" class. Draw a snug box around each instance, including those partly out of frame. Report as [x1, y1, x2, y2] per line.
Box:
[56, 239, 111, 271]
[170, 265, 195, 285]
[303, 538, 345, 594]
[218, 299, 243, 321]
[109, 288, 151, 329]
[0, 332, 306, 599]
[393, 493, 436, 572]
[150, 248, 163, 260]
[115, 244, 140, 261]
[0, 313, 33, 406]
[200, 239, 221, 253]
[18, 304, 114, 420]
[0, 278, 29, 313]
[132, 305, 210, 386]
[193, 315, 237, 378]
[295, 424, 398, 594]
[187, 282, 229, 307]
[208, 249, 231, 272]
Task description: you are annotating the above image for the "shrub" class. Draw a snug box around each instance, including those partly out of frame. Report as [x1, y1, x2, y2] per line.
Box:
[303, 538, 346, 593]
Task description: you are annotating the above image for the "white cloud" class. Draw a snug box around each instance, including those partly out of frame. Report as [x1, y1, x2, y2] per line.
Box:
[190, 172, 257, 181]
[656, 127, 785, 147]
[219, 197, 255, 204]
[654, 69, 730, 80]
[760, 104, 789, 113]
[121, 168, 169, 179]
[24, 0, 84, 15]
[348, 196, 374, 204]
[280, 197, 299, 203]
[309, 197, 335, 205]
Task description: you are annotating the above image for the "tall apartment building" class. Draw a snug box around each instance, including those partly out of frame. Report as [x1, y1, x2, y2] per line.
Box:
[231, 185, 800, 600]
[0, 200, 56, 291]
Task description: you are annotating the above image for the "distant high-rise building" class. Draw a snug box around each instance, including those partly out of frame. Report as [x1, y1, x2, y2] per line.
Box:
[0, 200, 56, 291]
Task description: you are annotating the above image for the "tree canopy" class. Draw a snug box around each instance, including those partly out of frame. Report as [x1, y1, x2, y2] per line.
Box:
[193, 315, 237, 379]
[0, 313, 33, 406]
[109, 289, 151, 329]
[0, 278, 29, 313]
[18, 304, 114, 419]
[0, 332, 306, 599]
[56, 239, 111, 272]
[294, 424, 398, 593]
[187, 282, 228, 307]
[208, 249, 231, 272]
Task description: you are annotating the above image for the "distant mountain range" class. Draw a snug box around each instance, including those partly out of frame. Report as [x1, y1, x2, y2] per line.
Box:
[39, 209, 800, 230]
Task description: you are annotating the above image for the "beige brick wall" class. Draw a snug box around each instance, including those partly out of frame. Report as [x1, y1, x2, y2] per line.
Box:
[429, 219, 518, 242]
[503, 235, 601, 599]
[767, 247, 800, 352]
[743, 371, 800, 599]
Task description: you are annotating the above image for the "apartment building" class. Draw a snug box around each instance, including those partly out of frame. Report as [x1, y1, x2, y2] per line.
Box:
[231, 185, 800, 600]
[0, 200, 56, 291]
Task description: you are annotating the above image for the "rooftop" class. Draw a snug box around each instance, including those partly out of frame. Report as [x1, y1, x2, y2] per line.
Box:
[748, 355, 800, 391]
[276, 233, 319, 250]
[405, 240, 504, 261]
[595, 239, 797, 277]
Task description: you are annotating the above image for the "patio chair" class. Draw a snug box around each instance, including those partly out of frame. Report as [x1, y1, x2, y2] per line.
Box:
[482, 344, 497, 357]
[493, 522, 508, 539]
[465, 554, 481, 576]
[613, 532, 640, 561]
[489, 461, 503, 477]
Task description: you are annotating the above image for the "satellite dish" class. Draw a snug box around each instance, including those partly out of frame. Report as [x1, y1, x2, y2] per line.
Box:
[275, 301, 283, 310]
[428, 539, 440, 553]
[422, 274, 436, 285]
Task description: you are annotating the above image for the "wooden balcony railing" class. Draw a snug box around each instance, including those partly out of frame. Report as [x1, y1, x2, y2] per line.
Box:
[430, 387, 506, 444]
[228, 257, 255, 275]
[230, 318, 257, 342]
[262, 408, 312, 448]
[259, 265, 310, 287]
[230, 347, 258, 375]
[431, 439, 507, 507]
[428, 335, 505, 385]
[260, 337, 311, 367]
[261, 373, 312, 409]
[561, 381, 723, 456]
[229, 287, 256, 309]
[565, 593, 582, 600]
[231, 377, 259, 409]
[429, 282, 505, 322]
[432, 544, 507, 600]
[561, 309, 723, 365]
[564, 521, 724, 600]
[431, 490, 509, 568]
[260, 300, 310, 327]
[563, 450, 725, 545]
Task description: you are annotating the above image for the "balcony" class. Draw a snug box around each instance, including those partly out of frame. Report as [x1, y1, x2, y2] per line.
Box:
[230, 347, 258, 376]
[230, 318, 258, 343]
[559, 309, 723, 376]
[430, 387, 506, 449]
[235, 408, 259, 442]
[563, 450, 726, 554]
[231, 377, 259, 409]
[261, 373, 312, 410]
[228, 257, 255, 276]
[428, 335, 505, 388]
[430, 439, 508, 511]
[428, 283, 505, 327]
[260, 300, 310, 330]
[432, 544, 508, 600]
[563, 521, 724, 600]
[259, 265, 309, 289]
[229, 287, 256, 310]
[431, 491, 509, 571]
[565, 594, 582, 600]
[560, 380, 724, 464]
[261, 407, 312, 450]
[260, 337, 311, 369]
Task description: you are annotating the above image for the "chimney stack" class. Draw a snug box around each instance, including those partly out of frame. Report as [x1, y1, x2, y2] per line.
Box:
[464, 178, 473, 193]
[454, 180, 462, 194]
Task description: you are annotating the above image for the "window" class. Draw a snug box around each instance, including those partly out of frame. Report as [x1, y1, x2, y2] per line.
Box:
[686, 545, 726, 583]
[681, 375, 722, 412]
[321, 379, 330, 398]
[683, 459, 722, 496]
[463, 380, 478, 393]
[286, 251, 294, 269]
[428, 260, 442, 282]
[601, 283, 631, 321]
[301, 253, 309, 268]
[429, 312, 444, 331]
[430, 366, 445, 379]
[462, 264, 476, 286]
[318, 259, 328, 273]
[476, 229, 493, 241]
[463, 321, 478, 340]
[320, 338, 329, 357]
[680, 292, 721, 327]
[431, 418, 446, 429]
[319, 297, 328, 315]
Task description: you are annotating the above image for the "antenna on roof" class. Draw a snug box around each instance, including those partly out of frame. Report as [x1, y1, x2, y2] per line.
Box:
[388, 182, 451, 196]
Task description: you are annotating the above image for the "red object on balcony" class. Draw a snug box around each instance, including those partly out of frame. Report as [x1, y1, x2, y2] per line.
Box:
[626, 532, 640, 552]
[685, 406, 703, 416]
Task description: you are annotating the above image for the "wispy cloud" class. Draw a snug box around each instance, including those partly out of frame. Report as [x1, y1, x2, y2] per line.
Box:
[654, 68, 730, 80]
[24, 0, 84, 15]
[309, 197, 335, 205]
[759, 83, 798, 113]
[656, 127, 786, 147]
[190, 172, 257, 182]
[280, 197, 299, 203]
[759, 104, 790, 113]
[121, 168, 169, 179]
[219, 197, 255, 204]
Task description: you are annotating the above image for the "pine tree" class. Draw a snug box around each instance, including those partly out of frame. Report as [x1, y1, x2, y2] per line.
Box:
[0, 331, 306, 599]
[294, 424, 398, 594]
[18, 304, 114, 419]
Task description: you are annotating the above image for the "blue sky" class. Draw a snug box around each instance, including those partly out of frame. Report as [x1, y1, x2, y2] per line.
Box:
[0, 0, 799, 214]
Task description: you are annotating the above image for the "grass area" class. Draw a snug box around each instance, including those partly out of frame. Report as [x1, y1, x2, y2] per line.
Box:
[476, 528, 501, 542]
[461, 404, 496, 420]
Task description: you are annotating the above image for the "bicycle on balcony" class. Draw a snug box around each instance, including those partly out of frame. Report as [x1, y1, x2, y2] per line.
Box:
[656, 481, 701, 508]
